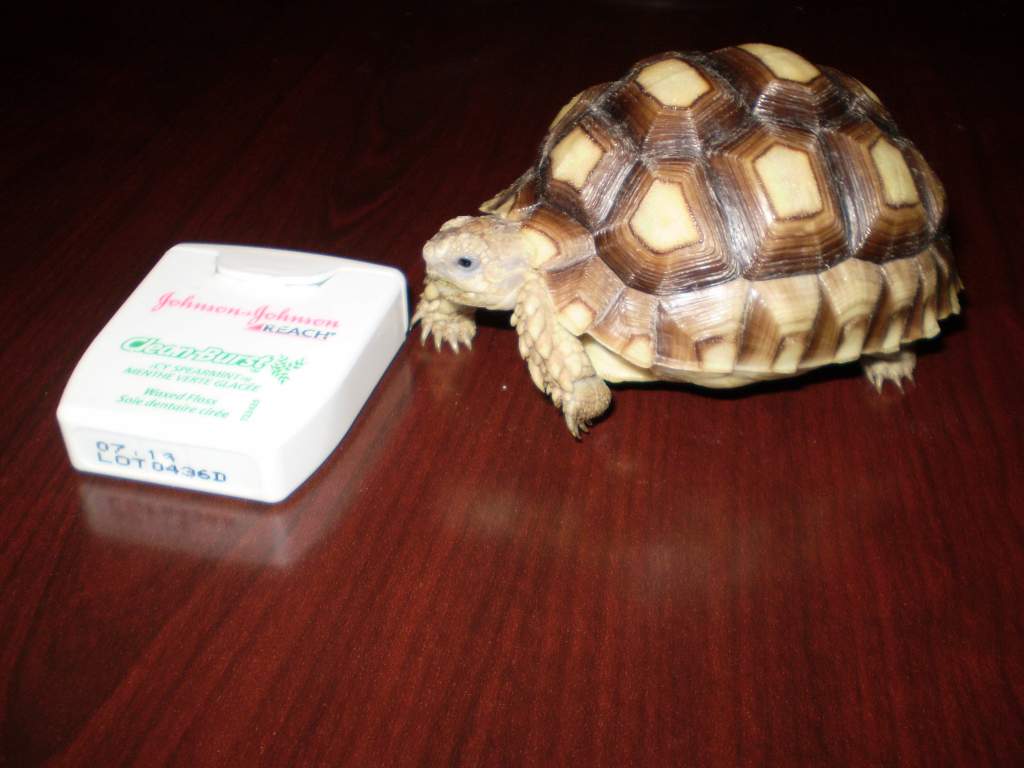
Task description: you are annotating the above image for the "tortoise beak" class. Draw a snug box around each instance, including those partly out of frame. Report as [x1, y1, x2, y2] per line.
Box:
[422, 238, 442, 272]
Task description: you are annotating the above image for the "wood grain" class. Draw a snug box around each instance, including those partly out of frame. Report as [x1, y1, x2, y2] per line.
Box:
[1, 2, 1022, 766]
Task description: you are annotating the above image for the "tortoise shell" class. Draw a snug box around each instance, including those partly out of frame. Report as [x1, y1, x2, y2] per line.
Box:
[482, 44, 960, 382]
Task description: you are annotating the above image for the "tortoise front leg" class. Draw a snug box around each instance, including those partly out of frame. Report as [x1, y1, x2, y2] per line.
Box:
[412, 279, 476, 352]
[512, 274, 611, 438]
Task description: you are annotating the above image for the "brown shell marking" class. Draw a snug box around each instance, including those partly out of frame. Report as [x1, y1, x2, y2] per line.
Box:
[820, 65, 897, 131]
[824, 121, 934, 262]
[711, 44, 849, 128]
[541, 112, 636, 229]
[648, 243, 958, 377]
[605, 52, 746, 158]
[710, 123, 848, 278]
[596, 158, 736, 294]
[482, 44, 959, 376]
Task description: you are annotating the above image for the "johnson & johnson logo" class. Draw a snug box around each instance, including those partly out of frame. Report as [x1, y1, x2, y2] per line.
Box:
[150, 292, 339, 341]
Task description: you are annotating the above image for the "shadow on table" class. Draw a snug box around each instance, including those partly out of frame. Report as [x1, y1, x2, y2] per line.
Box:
[77, 478, 344, 568]
[75, 354, 418, 568]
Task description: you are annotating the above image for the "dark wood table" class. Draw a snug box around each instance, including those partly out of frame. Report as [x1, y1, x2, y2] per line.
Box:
[3, 3, 1021, 765]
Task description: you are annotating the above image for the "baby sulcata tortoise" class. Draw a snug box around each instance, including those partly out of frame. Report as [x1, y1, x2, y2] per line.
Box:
[414, 43, 962, 437]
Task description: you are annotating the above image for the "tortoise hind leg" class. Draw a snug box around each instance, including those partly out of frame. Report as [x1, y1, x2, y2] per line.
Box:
[862, 349, 916, 392]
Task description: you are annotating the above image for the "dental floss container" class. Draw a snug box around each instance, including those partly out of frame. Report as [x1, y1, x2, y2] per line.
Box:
[57, 243, 408, 502]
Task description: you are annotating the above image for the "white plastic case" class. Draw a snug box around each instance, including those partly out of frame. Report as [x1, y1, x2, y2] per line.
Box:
[57, 243, 408, 502]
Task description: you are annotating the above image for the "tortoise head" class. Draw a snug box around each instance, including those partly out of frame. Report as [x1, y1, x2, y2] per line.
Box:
[422, 215, 531, 310]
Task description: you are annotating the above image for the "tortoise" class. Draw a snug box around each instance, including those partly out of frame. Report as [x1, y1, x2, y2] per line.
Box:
[413, 43, 961, 437]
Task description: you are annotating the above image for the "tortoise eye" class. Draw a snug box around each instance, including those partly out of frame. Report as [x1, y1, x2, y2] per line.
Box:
[456, 256, 476, 270]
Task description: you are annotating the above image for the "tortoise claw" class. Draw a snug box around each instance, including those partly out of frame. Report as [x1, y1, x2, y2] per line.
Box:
[863, 350, 917, 393]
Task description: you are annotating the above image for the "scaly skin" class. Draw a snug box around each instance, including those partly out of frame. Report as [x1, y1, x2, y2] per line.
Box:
[412, 279, 476, 352]
[511, 274, 610, 438]
[862, 350, 916, 392]
[414, 214, 609, 437]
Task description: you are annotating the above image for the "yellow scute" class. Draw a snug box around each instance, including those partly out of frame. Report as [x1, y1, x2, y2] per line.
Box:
[549, 128, 603, 190]
[636, 59, 711, 108]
